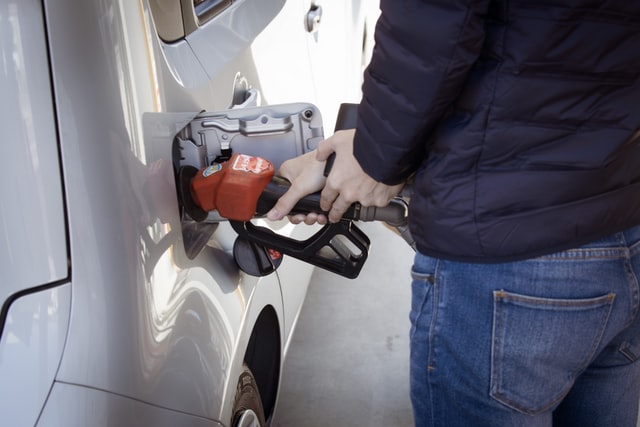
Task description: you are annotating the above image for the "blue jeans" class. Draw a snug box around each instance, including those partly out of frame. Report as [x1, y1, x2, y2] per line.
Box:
[410, 225, 640, 427]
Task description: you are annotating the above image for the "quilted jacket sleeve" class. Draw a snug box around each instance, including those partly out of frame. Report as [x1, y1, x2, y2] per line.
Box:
[354, 0, 491, 185]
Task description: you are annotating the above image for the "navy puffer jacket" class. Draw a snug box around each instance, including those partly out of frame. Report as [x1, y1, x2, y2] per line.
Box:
[354, 0, 640, 262]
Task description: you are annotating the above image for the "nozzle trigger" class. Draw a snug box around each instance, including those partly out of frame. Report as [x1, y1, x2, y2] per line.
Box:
[230, 219, 370, 279]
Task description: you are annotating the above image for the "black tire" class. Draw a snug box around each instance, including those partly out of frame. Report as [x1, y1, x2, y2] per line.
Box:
[231, 364, 266, 427]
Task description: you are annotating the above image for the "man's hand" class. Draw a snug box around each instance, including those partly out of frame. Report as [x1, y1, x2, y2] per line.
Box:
[317, 130, 404, 223]
[266, 150, 328, 224]
[267, 129, 403, 224]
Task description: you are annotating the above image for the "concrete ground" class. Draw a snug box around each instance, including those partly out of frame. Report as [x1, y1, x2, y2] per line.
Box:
[272, 222, 416, 427]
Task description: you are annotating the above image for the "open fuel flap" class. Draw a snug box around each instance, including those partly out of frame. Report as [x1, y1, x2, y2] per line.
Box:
[172, 103, 408, 279]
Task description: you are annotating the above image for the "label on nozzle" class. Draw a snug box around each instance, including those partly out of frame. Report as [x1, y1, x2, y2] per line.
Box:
[202, 164, 223, 177]
[232, 154, 271, 174]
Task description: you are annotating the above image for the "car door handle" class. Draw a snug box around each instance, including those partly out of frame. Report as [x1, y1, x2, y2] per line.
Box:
[305, 4, 322, 33]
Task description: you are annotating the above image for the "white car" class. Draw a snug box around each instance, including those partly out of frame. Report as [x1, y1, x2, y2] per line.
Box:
[0, 1, 377, 426]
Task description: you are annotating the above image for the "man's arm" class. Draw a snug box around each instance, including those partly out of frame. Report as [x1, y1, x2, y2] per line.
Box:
[355, 0, 491, 185]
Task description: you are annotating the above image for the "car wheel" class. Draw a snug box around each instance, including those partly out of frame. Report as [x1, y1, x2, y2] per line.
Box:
[231, 364, 266, 427]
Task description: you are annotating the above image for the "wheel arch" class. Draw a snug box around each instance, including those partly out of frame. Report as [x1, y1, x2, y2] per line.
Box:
[243, 305, 282, 422]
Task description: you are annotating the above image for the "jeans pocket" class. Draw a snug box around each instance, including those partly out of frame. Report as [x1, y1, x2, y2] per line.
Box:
[490, 290, 615, 415]
[410, 253, 438, 342]
[410, 268, 436, 342]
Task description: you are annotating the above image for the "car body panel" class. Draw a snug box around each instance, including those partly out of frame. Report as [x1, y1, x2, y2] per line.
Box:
[186, 0, 286, 82]
[41, 0, 316, 422]
[0, 285, 71, 427]
[1, 0, 373, 425]
[0, 0, 68, 301]
[38, 382, 223, 427]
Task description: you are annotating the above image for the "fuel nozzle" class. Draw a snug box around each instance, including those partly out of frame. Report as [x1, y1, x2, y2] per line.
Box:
[182, 154, 408, 227]
[177, 152, 407, 279]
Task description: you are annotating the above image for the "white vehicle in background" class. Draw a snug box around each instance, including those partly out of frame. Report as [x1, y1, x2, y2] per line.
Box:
[0, 0, 378, 426]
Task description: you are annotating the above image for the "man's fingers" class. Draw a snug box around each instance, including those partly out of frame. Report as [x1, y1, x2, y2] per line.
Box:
[328, 195, 351, 223]
[287, 212, 328, 225]
[267, 188, 303, 221]
[315, 146, 332, 162]
[315, 138, 335, 162]
[320, 186, 339, 212]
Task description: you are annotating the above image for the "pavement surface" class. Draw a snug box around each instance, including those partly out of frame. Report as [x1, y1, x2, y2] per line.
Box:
[272, 222, 416, 427]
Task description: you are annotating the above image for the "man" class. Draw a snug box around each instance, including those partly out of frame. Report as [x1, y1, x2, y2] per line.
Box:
[268, 1, 640, 425]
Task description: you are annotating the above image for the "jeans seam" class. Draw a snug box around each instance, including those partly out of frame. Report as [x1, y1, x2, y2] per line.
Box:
[427, 260, 441, 427]
[624, 257, 640, 324]
[490, 291, 504, 409]
[428, 280, 438, 373]
[537, 249, 630, 261]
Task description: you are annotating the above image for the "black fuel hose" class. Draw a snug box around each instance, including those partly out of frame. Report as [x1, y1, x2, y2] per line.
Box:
[255, 176, 408, 226]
